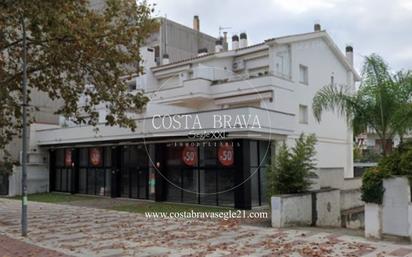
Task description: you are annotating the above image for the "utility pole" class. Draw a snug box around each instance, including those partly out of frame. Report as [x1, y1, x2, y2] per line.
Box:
[20, 14, 28, 237]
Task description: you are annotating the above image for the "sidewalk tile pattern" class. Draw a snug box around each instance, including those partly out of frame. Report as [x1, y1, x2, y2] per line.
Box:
[1, 199, 412, 257]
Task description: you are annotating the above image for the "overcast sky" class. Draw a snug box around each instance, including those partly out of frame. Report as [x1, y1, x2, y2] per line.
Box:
[149, 0, 412, 73]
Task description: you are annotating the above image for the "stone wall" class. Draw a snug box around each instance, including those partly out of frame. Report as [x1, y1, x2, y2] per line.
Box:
[364, 177, 412, 241]
[315, 189, 341, 227]
[271, 194, 312, 227]
[340, 188, 363, 211]
[382, 177, 411, 237]
[271, 188, 341, 228]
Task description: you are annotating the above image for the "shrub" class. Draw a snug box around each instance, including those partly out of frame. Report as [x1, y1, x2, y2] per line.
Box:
[267, 133, 317, 196]
[378, 151, 402, 175]
[399, 150, 412, 176]
[361, 141, 412, 204]
[361, 167, 388, 204]
[0, 153, 14, 176]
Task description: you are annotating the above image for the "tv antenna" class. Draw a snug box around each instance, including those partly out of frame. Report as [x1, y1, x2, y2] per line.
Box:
[219, 26, 232, 36]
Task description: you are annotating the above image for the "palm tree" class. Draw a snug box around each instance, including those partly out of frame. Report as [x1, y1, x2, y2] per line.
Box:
[312, 54, 412, 156]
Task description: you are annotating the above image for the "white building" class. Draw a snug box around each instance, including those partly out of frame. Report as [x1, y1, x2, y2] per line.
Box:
[12, 20, 361, 209]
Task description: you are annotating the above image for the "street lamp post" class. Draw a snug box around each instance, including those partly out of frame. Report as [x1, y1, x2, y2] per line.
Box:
[20, 15, 28, 237]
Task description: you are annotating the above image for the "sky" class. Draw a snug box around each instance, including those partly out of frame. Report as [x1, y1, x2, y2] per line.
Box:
[149, 0, 412, 73]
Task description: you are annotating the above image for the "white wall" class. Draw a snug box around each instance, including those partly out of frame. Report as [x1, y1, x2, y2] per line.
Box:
[382, 177, 411, 237]
[271, 194, 312, 227]
[9, 165, 49, 196]
[277, 38, 354, 177]
[316, 189, 341, 227]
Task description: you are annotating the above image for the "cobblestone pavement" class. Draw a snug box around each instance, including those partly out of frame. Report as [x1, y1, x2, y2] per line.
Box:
[0, 234, 73, 257]
[1, 199, 412, 257]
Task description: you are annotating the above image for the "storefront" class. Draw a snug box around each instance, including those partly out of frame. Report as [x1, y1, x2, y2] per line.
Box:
[49, 139, 271, 209]
[0, 173, 8, 195]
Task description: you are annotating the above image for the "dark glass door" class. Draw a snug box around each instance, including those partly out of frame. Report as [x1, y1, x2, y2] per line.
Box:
[138, 168, 148, 199]
[0, 173, 8, 195]
[121, 146, 149, 199]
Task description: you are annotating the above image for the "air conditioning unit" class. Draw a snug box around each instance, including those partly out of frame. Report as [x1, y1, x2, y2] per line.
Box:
[232, 60, 245, 71]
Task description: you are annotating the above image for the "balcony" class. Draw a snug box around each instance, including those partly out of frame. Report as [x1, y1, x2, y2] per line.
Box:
[150, 74, 294, 107]
[35, 106, 295, 146]
[150, 78, 212, 105]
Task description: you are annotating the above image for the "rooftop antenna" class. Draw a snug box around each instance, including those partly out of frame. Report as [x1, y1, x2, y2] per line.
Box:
[164, 14, 168, 53]
[219, 26, 232, 36]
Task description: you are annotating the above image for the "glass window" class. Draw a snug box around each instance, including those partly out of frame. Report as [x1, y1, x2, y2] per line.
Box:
[148, 167, 156, 200]
[104, 147, 112, 167]
[201, 145, 217, 166]
[199, 169, 217, 205]
[299, 105, 309, 124]
[130, 168, 138, 198]
[217, 168, 235, 207]
[67, 169, 72, 192]
[61, 169, 68, 192]
[166, 146, 183, 166]
[121, 169, 129, 198]
[87, 169, 96, 195]
[299, 64, 308, 84]
[79, 168, 87, 194]
[166, 168, 182, 202]
[79, 148, 88, 167]
[182, 168, 198, 203]
[250, 141, 258, 167]
[259, 141, 271, 166]
[96, 169, 105, 196]
[56, 149, 64, 167]
[138, 169, 148, 199]
[55, 169, 61, 191]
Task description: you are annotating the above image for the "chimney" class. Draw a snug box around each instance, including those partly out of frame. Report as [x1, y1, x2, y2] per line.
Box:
[239, 33, 248, 48]
[215, 38, 224, 53]
[314, 23, 321, 32]
[162, 53, 170, 65]
[223, 32, 229, 51]
[197, 48, 208, 56]
[193, 15, 200, 31]
[232, 35, 239, 50]
[345, 45, 353, 66]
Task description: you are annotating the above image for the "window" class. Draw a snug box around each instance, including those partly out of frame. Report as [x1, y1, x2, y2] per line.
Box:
[299, 105, 308, 124]
[274, 50, 291, 78]
[154, 45, 160, 65]
[299, 65, 308, 84]
[128, 82, 137, 92]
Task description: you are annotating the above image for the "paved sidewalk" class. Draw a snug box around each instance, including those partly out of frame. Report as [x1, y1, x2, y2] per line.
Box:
[0, 234, 73, 257]
[0, 198, 412, 257]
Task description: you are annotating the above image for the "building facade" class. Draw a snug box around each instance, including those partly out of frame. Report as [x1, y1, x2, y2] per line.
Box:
[14, 19, 360, 209]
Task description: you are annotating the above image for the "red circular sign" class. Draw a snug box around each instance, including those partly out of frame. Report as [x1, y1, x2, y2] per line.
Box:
[218, 144, 234, 166]
[182, 146, 198, 166]
[89, 148, 102, 167]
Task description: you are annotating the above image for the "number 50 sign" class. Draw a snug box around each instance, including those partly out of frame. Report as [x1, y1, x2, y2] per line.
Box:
[182, 146, 198, 166]
[218, 144, 234, 166]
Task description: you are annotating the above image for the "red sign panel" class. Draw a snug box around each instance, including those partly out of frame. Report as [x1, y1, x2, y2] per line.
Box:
[218, 144, 234, 166]
[64, 149, 72, 167]
[89, 148, 102, 167]
[182, 146, 198, 166]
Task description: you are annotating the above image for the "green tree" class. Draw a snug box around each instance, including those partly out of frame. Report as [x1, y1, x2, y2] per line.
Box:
[0, 0, 158, 168]
[312, 54, 412, 156]
[267, 134, 317, 195]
